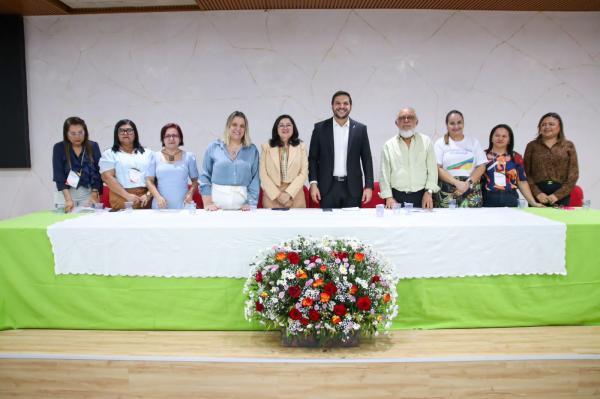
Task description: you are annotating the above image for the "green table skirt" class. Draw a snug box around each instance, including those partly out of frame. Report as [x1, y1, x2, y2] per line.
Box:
[1, 209, 599, 330]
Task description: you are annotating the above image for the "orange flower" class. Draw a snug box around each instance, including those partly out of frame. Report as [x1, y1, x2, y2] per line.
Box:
[377, 315, 383, 322]
[260, 291, 269, 298]
[354, 252, 365, 262]
[332, 315, 341, 325]
[349, 285, 358, 295]
[275, 252, 286, 261]
[319, 265, 327, 272]
[320, 292, 331, 303]
[312, 278, 324, 288]
[383, 293, 391, 303]
[301, 297, 314, 307]
[296, 269, 308, 279]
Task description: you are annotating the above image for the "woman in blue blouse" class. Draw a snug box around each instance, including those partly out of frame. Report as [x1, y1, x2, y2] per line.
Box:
[482, 124, 541, 207]
[52, 116, 102, 213]
[200, 111, 260, 211]
[146, 123, 199, 209]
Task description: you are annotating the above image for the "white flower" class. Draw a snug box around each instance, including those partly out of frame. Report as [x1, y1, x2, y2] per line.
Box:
[339, 265, 347, 275]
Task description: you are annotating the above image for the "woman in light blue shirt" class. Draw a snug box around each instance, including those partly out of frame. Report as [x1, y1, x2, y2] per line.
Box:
[146, 123, 200, 209]
[200, 111, 259, 211]
[99, 119, 153, 210]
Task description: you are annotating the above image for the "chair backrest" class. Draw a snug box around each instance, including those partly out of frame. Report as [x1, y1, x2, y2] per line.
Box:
[191, 185, 204, 209]
[362, 182, 386, 208]
[100, 185, 111, 208]
[569, 185, 584, 207]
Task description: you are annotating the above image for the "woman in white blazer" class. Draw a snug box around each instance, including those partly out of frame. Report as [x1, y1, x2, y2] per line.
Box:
[259, 114, 308, 208]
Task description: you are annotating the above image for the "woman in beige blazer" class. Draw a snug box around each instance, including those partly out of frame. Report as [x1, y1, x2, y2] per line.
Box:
[260, 115, 308, 208]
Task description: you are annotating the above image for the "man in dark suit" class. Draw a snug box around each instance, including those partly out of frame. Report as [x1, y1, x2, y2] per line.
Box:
[308, 91, 374, 208]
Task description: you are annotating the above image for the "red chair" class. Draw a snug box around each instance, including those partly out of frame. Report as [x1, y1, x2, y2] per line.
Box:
[569, 185, 584, 207]
[362, 181, 386, 208]
[100, 185, 111, 208]
[191, 185, 204, 209]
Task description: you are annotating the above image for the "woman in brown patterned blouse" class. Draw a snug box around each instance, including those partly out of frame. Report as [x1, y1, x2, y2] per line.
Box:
[524, 112, 579, 207]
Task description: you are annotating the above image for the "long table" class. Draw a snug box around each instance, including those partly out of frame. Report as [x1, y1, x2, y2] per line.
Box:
[47, 208, 566, 279]
[1, 209, 599, 330]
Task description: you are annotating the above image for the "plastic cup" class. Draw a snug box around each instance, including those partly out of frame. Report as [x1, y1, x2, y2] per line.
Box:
[392, 203, 402, 215]
[518, 198, 528, 208]
[404, 202, 413, 214]
[448, 199, 457, 209]
[185, 202, 196, 214]
[124, 202, 134, 212]
[54, 203, 65, 213]
[249, 204, 258, 212]
[375, 204, 384, 217]
[583, 199, 591, 210]
[93, 203, 104, 213]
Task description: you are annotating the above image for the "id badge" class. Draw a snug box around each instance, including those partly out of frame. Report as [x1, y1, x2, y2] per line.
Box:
[494, 171, 506, 187]
[66, 170, 80, 188]
[129, 168, 142, 184]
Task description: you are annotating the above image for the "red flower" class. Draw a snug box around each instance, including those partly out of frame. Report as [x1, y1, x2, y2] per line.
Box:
[349, 285, 358, 295]
[255, 271, 263, 283]
[333, 303, 347, 317]
[288, 286, 301, 298]
[323, 282, 337, 296]
[301, 318, 309, 326]
[354, 252, 365, 262]
[309, 255, 319, 263]
[357, 296, 372, 311]
[287, 252, 300, 265]
[308, 309, 320, 321]
[289, 308, 302, 320]
[255, 301, 264, 312]
[334, 251, 349, 260]
[371, 275, 381, 284]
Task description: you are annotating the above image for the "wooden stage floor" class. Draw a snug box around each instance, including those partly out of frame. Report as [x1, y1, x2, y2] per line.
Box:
[1, 326, 599, 398]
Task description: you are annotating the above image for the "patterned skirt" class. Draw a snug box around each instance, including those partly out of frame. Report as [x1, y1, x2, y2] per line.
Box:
[435, 176, 483, 208]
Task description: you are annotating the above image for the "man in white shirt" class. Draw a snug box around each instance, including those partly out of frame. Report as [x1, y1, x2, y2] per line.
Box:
[379, 107, 439, 209]
[308, 91, 374, 208]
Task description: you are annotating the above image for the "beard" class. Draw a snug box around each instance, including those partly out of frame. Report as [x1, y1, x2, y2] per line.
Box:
[399, 129, 415, 138]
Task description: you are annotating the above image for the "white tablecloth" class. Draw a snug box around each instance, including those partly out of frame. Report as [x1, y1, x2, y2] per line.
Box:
[47, 208, 566, 279]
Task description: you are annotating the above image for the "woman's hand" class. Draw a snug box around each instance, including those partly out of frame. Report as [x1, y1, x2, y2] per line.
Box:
[155, 195, 167, 209]
[385, 198, 397, 209]
[531, 201, 545, 208]
[536, 193, 549, 205]
[126, 193, 142, 206]
[240, 204, 252, 212]
[184, 192, 194, 204]
[453, 180, 469, 196]
[205, 203, 220, 211]
[64, 199, 75, 213]
[277, 192, 291, 206]
[90, 191, 99, 204]
[547, 194, 559, 205]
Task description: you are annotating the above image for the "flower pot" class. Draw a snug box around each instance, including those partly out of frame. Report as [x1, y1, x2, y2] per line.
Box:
[281, 330, 360, 348]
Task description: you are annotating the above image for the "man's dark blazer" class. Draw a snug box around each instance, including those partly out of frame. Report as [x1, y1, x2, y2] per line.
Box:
[308, 117, 374, 198]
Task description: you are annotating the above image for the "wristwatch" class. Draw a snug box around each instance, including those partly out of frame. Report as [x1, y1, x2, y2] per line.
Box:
[427, 189, 433, 194]
[466, 178, 473, 189]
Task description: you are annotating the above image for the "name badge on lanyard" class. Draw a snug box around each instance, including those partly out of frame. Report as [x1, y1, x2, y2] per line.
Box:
[129, 168, 142, 184]
[494, 171, 507, 187]
[66, 170, 80, 188]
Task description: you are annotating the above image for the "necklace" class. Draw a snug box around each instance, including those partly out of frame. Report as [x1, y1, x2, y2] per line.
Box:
[228, 145, 241, 159]
[162, 149, 181, 162]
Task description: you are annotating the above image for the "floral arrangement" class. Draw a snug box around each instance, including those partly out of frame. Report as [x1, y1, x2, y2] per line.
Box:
[244, 236, 399, 344]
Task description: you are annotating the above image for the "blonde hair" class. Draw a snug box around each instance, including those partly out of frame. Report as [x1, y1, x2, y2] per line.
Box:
[222, 111, 251, 147]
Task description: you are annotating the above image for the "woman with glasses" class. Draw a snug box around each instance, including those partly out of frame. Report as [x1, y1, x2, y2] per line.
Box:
[52, 116, 103, 213]
[524, 112, 579, 207]
[145, 123, 199, 209]
[434, 110, 487, 207]
[259, 115, 308, 208]
[199, 111, 259, 211]
[99, 119, 153, 210]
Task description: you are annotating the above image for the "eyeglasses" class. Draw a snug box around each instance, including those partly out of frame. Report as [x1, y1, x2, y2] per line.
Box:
[164, 134, 179, 139]
[68, 131, 84, 136]
[397, 115, 416, 121]
[278, 124, 293, 129]
[118, 128, 135, 135]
